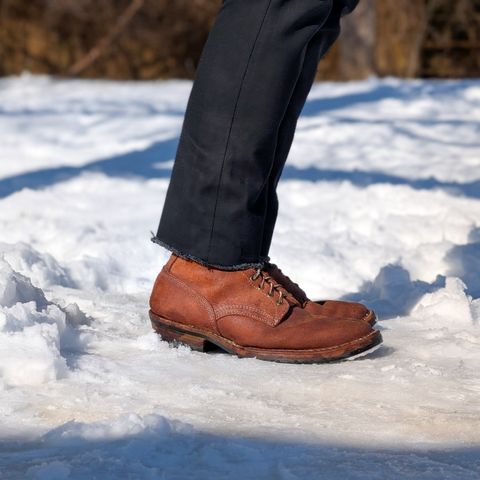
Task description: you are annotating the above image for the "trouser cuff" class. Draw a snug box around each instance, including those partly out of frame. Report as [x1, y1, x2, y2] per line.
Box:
[151, 235, 268, 271]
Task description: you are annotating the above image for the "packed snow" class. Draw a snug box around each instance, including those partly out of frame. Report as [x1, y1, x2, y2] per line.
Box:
[0, 74, 479, 479]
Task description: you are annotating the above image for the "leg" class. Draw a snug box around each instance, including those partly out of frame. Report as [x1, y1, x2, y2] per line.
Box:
[154, 0, 337, 269]
[149, 0, 381, 363]
[260, 0, 354, 256]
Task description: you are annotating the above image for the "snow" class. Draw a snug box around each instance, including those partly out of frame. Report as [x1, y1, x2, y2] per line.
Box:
[0, 74, 479, 478]
[0, 253, 91, 388]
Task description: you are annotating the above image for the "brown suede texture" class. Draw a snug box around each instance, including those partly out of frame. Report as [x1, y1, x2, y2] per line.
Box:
[150, 255, 374, 350]
[266, 263, 370, 320]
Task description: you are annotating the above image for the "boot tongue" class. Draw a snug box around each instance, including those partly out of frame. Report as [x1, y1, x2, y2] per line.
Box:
[265, 263, 308, 306]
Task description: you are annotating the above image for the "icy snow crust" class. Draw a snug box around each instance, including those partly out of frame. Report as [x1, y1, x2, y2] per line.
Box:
[0, 75, 479, 478]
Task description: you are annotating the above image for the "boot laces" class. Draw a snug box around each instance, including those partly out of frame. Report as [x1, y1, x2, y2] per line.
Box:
[250, 268, 285, 305]
[269, 263, 307, 301]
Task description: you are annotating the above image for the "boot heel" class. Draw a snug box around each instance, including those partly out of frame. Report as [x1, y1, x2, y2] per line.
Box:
[150, 315, 208, 352]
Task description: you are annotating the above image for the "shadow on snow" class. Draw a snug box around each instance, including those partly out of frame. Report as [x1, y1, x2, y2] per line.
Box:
[445, 226, 480, 300]
[0, 137, 178, 199]
[338, 224, 480, 319]
[1, 138, 479, 200]
[0, 420, 479, 479]
[281, 165, 480, 199]
[301, 79, 479, 116]
[1, 78, 480, 200]
[339, 265, 446, 320]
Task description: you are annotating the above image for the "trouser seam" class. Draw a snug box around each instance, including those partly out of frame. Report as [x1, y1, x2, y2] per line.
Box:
[205, 0, 274, 264]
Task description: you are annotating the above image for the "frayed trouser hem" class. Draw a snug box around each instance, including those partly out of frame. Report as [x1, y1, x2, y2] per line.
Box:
[151, 235, 268, 271]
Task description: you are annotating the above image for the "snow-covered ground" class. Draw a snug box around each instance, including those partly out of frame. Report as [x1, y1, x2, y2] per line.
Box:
[0, 74, 479, 479]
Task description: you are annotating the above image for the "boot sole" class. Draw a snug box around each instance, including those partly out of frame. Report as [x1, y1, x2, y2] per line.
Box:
[149, 311, 383, 363]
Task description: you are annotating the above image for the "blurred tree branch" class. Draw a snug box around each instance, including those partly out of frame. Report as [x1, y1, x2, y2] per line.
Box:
[67, 0, 145, 76]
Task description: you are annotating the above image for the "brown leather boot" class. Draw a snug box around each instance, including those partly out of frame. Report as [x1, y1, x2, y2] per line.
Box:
[265, 263, 377, 325]
[149, 254, 382, 363]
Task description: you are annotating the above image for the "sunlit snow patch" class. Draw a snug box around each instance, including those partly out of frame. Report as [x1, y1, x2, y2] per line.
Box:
[0, 253, 90, 387]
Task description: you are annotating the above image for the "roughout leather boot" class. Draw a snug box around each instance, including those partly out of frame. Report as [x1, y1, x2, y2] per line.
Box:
[265, 263, 377, 325]
[149, 254, 382, 363]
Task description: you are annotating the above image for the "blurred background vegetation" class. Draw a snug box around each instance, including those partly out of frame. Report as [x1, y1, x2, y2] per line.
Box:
[0, 0, 479, 80]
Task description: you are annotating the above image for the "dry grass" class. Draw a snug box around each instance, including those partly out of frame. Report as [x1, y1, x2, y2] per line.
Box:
[0, 0, 478, 79]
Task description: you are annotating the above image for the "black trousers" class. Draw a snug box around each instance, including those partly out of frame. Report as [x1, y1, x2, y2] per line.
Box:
[154, 0, 358, 269]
